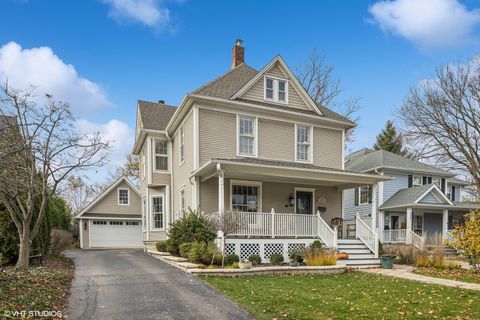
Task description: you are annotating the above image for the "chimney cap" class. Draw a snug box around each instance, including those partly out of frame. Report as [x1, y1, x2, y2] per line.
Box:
[158, 100, 165, 104]
[235, 38, 243, 47]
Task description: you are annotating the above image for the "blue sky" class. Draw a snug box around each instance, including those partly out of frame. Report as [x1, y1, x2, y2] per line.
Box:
[1, 0, 480, 183]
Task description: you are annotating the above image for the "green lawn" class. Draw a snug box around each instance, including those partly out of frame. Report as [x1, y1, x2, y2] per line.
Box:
[415, 267, 480, 284]
[202, 271, 480, 320]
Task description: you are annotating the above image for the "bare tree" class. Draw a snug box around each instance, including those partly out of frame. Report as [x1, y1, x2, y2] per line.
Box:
[106, 154, 139, 185]
[209, 211, 247, 268]
[0, 84, 110, 268]
[399, 57, 480, 197]
[61, 176, 101, 216]
[296, 49, 360, 144]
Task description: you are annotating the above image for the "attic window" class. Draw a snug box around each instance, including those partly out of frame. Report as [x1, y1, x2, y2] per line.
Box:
[264, 76, 288, 103]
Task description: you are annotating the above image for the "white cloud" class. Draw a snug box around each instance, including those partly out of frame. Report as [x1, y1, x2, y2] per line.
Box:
[369, 0, 480, 48]
[0, 42, 111, 115]
[102, 0, 173, 29]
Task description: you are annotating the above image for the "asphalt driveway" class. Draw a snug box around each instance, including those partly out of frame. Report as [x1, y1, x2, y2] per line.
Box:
[65, 249, 251, 320]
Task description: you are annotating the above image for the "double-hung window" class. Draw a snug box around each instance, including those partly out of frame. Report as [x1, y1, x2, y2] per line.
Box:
[118, 188, 129, 205]
[155, 140, 168, 171]
[231, 182, 261, 213]
[358, 185, 372, 205]
[179, 128, 185, 164]
[237, 115, 257, 156]
[152, 196, 164, 230]
[413, 176, 422, 186]
[296, 124, 312, 162]
[264, 77, 288, 103]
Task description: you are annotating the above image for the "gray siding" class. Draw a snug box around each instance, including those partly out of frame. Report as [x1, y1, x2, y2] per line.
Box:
[424, 213, 442, 236]
[419, 192, 442, 204]
[343, 186, 379, 227]
[383, 172, 409, 200]
[449, 184, 461, 201]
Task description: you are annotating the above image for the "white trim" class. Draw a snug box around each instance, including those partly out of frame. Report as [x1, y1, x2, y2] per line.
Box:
[146, 187, 150, 241]
[142, 197, 146, 232]
[76, 177, 140, 218]
[294, 123, 313, 163]
[294, 187, 315, 214]
[165, 185, 170, 232]
[193, 107, 199, 170]
[236, 114, 258, 157]
[341, 130, 345, 170]
[263, 75, 289, 104]
[229, 179, 263, 212]
[152, 139, 170, 173]
[179, 126, 185, 166]
[79, 219, 84, 249]
[150, 194, 166, 231]
[88, 219, 91, 249]
[179, 185, 186, 213]
[117, 188, 130, 206]
[79, 216, 142, 220]
[358, 185, 372, 205]
[414, 184, 454, 205]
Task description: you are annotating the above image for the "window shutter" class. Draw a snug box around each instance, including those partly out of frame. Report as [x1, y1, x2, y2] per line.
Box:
[422, 176, 427, 185]
[451, 186, 456, 201]
[441, 178, 446, 193]
[354, 188, 359, 206]
[428, 177, 432, 184]
[368, 186, 373, 204]
[408, 175, 413, 188]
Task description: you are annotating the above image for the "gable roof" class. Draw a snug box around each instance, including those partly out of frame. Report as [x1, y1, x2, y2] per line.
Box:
[379, 184, 453, 209]
[76, 176, 140, 218]
[138, 100, 177, 131]
[191, 59, 354, 126]
[345, 149, 454, 177]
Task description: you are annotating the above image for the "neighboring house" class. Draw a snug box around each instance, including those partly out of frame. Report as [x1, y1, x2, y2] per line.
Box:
[343, 148, 479, 246]
[132, 40, 390, 265]
[77, 177, 142, 248]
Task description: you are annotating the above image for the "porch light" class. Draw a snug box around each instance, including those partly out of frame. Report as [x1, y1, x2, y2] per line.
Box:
[288, 195, 295, 206]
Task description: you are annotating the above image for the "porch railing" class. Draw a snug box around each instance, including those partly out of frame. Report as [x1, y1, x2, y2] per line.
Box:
[359, 214, 372, 228]
[356, 213, 379, 258]
[224, 210, 337, 248]
[410, 230, 425, 250]
[382, 229, 406, 243]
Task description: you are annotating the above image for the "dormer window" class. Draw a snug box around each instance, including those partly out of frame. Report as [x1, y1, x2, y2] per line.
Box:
[264, 76, 288, 103]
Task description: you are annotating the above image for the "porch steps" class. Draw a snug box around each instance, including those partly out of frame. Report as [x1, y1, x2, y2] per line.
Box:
[337, 239, 380, 268]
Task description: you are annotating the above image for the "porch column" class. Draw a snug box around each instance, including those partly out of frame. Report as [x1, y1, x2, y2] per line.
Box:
[217, 164, 225, 252]
[379, 210, 385, 242]
[371, 183, 377, 229]
[442, 209, 449, 242]
[406, 207, 413, 244]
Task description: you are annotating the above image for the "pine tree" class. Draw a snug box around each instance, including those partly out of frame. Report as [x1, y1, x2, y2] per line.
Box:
[373, 120, 405, 155]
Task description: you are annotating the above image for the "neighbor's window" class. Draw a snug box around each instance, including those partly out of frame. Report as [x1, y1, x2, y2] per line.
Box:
[264, 77, 287, 103]
[296, 124, 312, 162]
[179, 127, 185, 164]
[180, 188, 186, 213]
[413, 176, 422, 186]
[359, 185, 372, 205]
[231, 183, 261, 212]
[238, 115, 256, 156]
[118, 188, 129, 205]
[155, 140, 168, 171]
[152, 196, 164, 229]
[432, 177, 441, 187]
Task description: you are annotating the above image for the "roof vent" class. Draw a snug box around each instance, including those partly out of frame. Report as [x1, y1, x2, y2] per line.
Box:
[231, 38, 244, 69]
[158, 100, 165, 104]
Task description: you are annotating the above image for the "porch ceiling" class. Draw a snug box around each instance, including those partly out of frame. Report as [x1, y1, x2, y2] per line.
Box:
[191, 158, 390, 189]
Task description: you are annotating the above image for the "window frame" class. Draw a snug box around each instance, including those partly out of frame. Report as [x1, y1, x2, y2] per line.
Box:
[358, 185, 372, 205]
[179, 127, 185, 165]
[179, 186, 186, 214]
[263, 76, 288, 104]
[229, 180, 263, 213]
[154, 139, 169, 172]
[151, 195, 165, 231]
[118, 188, 130, 206]
[236, 114, 258, 157]
[413, 176, 423, 186]
[294, 123, 313, 163]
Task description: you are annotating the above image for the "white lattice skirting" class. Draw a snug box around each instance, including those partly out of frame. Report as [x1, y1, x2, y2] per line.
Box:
[225, 238, 322, 263]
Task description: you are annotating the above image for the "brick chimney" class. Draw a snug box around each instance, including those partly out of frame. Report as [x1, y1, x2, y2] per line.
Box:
[231, 39, 244, 69]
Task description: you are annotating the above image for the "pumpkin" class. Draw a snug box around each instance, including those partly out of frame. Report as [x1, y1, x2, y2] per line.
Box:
[337, 252, 349, 260]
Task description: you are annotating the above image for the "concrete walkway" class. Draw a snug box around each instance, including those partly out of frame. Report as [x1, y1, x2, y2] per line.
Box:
[360, 265, 480, 291]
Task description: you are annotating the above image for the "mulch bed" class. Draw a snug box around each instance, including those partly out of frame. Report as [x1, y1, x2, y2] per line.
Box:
[0, 255, 75, 319]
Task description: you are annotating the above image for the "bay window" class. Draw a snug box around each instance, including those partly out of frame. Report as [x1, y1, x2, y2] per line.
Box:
[155, 140, 168, 171]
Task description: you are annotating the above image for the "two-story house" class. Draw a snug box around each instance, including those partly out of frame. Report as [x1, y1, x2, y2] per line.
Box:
[130, 40, 390, 265]
[343, 148, 479, 247]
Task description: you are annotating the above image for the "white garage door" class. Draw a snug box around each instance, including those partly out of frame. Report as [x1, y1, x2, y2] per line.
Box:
[90, 220, 142, 248]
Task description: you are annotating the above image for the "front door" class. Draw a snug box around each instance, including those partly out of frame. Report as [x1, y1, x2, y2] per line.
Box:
[295, 191, 313, 215]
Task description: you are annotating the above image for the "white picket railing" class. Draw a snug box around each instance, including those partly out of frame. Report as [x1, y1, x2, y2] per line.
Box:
[382, 229, 407, 243]
[359, 214, 372, 228]
[356, 213, 378, 258]
[410, 231, 425, 250]
[223, 210, 337, 248]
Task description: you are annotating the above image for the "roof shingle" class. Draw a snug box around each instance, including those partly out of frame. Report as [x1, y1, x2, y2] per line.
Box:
[138, 100, 177, 131]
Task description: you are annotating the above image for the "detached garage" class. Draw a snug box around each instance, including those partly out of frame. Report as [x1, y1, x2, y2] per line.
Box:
[77, 177, 142, 249]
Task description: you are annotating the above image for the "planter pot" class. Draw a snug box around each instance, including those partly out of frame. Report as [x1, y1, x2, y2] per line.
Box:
[239, 261, 252, 269]
[380, 256, 394, 269]
[289, 260, 299, 267]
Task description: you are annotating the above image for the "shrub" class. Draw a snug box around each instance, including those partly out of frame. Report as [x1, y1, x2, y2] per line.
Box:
[188, 242, 207, 263]
[0, 252, 5, 267]
[304, 247, 337, 266]
[179, 242, 193, 258]
[395, 245, 415, 265]
[310, 240, 323, 249]
[165, 239, 178, 255]
[270, 253, 284, 265]
[415, 251, 430, 267]
[229, 262, 240, 269]
[167, 210, 216, 255]
[248, 254, 262, 266]
[49, 229, 73, 256]
[289, 250, 304, 263]
[156, 241, 168, 252]
[431, 250, 445, 269]
[224, 254, 239, 266]
[200, 242, 221, 265]
[444, 259, 461, 269]
[451, 210, 480, 272]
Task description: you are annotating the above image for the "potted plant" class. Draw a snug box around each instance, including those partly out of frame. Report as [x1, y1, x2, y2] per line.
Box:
[239, 259, 252, 269]
[289, 250, 304, 267]
[380, 247, 396, 269]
